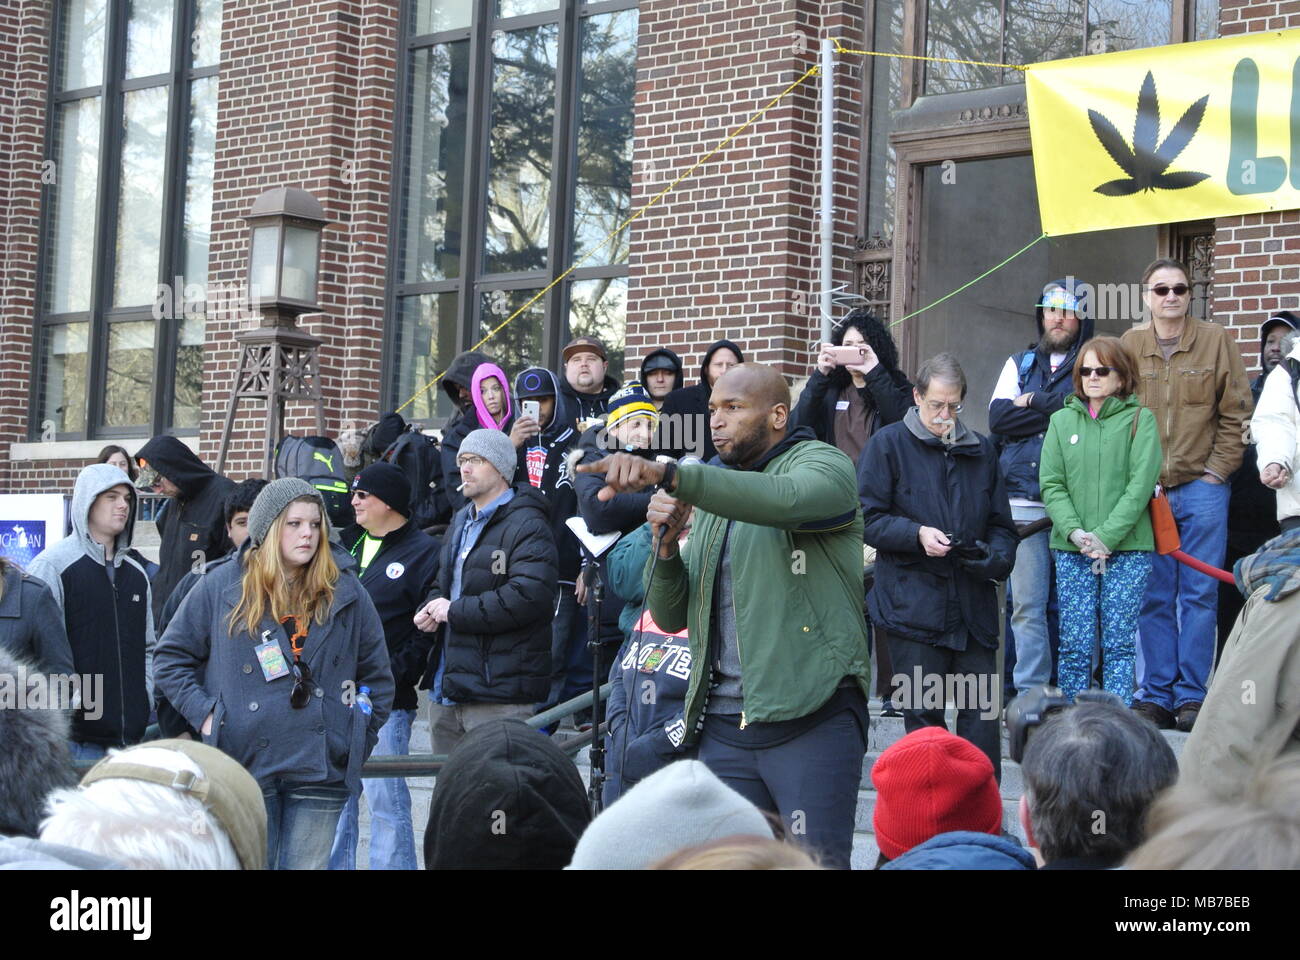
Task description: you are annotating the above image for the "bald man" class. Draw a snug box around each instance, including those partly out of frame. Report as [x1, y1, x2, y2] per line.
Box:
[578, 363, 873, 869]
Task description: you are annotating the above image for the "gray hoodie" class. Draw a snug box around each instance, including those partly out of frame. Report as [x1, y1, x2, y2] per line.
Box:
[27, 464, 155, 744]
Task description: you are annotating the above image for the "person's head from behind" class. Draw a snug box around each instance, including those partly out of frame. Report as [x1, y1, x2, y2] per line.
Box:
[1142, 257, 1192, 324]
[88, 484, 133, 547]
[96, 445, 137, 482]
[1072, 336, 1138, 406]
[224, 478, 269, 551]
[233, 479, 338, 637]
[707, 364, 791, 469]
[1127, 755, 1300, 870]
[40, 741, 267, 869]
[871, 727, 1002, 863]
[913, 353, 967, 439]
[1019, 700, 1178, 867]
[0, 649, 78, 838]
[650, 834, 822, 870]
[1036, 282, 1084, 354]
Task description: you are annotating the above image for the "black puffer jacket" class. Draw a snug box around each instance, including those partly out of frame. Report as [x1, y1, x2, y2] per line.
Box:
[559, 371, 620, 424]
[659, 339, 745, 462]
[858, 411, 1018, 648]
[340, 522, 442, 712]
[420, 485, 558, 704]
[135, 436, 234, 623]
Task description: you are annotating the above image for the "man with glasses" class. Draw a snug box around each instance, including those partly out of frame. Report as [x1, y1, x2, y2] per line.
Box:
[989, 278, 1093, 697]
[329, 463, 441, 871]
[413, 430, 558, 756]
[857, 353, 1018, 774]
[1120, 259, 1253, 732]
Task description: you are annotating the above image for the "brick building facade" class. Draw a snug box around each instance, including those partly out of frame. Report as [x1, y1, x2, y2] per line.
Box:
[0, 0, 1296, 495]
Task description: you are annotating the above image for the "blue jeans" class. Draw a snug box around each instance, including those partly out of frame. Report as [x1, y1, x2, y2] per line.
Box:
[1137, 477, 1228, 710]
[328, 708, 417, 871]
[67, 741, 108, 764]
[1009, 504, 1056, 693]
[263, 781, 350, 870]
[1054, 550, 1151, 704]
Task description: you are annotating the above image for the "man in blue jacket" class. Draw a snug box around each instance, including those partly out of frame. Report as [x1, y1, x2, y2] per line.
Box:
[987, 278, 1092, 694]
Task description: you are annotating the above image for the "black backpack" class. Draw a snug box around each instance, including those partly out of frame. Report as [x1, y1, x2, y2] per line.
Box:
[274, 435, 355, 529]
[381, 428, 449, 530]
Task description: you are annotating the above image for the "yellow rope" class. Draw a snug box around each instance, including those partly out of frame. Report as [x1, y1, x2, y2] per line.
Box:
[396, 65, 821, 415]
[832, 36, 1028, 72]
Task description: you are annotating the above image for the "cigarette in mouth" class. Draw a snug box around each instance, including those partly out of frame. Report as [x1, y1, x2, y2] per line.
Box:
[456, 482, 466, 492]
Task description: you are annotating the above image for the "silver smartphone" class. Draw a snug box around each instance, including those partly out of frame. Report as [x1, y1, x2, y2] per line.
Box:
[522, 399, 540, 423]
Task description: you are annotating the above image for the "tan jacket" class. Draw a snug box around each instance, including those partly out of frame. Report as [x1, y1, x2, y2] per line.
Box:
[1120, 318, 1254, 487]
[1179, 586, 1300, 800]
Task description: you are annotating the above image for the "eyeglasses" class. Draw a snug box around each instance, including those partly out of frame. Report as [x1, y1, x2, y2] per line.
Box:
[923, 400, 963, 414]
[1080, 366, 1115, 378]
[1149, 284, 1190, 297]
[290, 659, 313, 710]
[352, 490, 370, 500]
[456, 455, 487, 468]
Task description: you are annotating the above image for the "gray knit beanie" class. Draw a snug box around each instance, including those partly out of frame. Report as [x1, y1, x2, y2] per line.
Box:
[247, 477, 327, 547]
[459, 428, 517, 484]
[566, 760, 772, 870]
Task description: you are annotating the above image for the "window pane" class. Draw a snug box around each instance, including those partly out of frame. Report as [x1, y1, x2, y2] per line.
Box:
[38, 322, 90, 435]
[403, 41, 470, 283]
[1087, 0, 1170, 54]
[572, 9, 637, 266]
[47, 97, 102, 314]
[925, 0, 1002, 94]
[866, 0, 906, 241]
[57, 0, 107, 90]
[1193, 0, 1218, 40]
[480, 288, 545, 381]
[126, 0, 174, 79]
[114, 85, 170, 307]
[104, 320, 156, 427]
[498, 0, 559, 18]
[1005, 0, 1084, 68]
[393, 293, 459, 423]
[414, 0, 473, 33]
[172, 313, 204, 428]
[568, 277, 626, 382]
[483, 24, 558, 275]
[192, 0, 223, 67]
[183, 75, 218, 291]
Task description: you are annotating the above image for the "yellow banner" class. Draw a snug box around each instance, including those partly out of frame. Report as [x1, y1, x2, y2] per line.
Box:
[1027, 30, 1300, 236]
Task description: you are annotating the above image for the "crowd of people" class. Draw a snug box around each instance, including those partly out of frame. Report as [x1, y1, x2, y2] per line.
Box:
[1, 255, 1299, 871]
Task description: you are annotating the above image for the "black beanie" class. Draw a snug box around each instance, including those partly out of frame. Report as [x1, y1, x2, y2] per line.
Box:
[351, 462, 411, 518]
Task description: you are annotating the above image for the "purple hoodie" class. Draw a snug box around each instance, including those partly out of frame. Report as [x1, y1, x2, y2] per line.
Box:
[471, 362, 513, 431]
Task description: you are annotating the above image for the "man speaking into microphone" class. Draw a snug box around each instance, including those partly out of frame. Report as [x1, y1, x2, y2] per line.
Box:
[576, 363, 872, 869]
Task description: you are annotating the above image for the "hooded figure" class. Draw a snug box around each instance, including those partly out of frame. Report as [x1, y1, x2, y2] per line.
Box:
[439, 357, 514, 515]
[133, 436, 235, 623]
[0, 647, 79, 838]
[513, 366, 582, 584]
[659, 338, 746, 462]
[1220, 312, 1300, 650]
[27, 464, 155, 749]
[639, 348, 685, 408]
[423, 718, 590, 869]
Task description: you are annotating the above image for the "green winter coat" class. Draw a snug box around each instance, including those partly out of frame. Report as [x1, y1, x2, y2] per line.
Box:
[644, 432, 872, 739]
[1039, 393, 1162, 553]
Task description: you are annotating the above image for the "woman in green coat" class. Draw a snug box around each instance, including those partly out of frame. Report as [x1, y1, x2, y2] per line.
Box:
[1039, 336, 1162, 703]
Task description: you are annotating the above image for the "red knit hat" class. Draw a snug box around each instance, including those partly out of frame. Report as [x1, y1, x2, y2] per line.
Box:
[871, 727, 1002, 861]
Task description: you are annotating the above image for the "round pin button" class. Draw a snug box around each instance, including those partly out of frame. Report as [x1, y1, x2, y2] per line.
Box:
[1070, 434, 1079, 444]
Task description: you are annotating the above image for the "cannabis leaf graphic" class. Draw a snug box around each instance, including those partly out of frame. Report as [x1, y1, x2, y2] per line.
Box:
[1088, 72, 1210, 196]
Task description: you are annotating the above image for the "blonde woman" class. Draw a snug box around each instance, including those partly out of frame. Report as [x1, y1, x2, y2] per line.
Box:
[155, 478, 393, 870]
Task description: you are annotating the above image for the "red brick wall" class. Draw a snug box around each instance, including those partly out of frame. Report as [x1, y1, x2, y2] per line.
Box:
[624, 0, 863, 384]
[203, 0, 397, 479]
[0, 0, 52, 490]
[1215, 0, 1300, 376]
